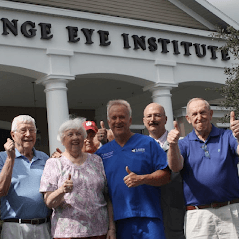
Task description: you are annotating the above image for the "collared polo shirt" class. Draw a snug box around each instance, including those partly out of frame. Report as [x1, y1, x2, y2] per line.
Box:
[155, 130, 168, 148]
[0, 148, 51, 219]
[96, 133, 168, 221]
[179, 124, 239, 206]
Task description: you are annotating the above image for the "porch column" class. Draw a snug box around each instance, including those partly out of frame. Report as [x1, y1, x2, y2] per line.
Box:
[143, 59, 178, 131]
[36, 75, 75, 154]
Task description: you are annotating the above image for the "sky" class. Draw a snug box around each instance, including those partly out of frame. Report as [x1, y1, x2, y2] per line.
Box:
[206, 0, 239, 24]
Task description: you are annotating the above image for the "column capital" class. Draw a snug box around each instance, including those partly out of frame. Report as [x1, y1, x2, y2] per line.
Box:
[36, 74, 75, 85]
[36, 74, 75, 93]
[143, 82, 178, 92]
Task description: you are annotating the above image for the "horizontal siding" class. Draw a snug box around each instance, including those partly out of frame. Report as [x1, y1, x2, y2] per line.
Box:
[9, 0, 209, 30]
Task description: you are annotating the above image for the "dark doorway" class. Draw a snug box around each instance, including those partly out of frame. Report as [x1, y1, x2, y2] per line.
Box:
[0, 129, 11, 152]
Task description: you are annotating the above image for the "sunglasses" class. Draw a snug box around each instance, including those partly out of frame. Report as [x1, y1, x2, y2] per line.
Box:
[201, 143, 210, 158]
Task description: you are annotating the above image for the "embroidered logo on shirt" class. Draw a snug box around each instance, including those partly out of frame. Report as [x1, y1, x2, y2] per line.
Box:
[132, 148, 145, 153]
[101, 151, 114, 159]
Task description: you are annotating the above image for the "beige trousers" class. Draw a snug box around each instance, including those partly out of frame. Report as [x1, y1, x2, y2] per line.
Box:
[1, 221, 51, 239]
[185, 203, 239, 239]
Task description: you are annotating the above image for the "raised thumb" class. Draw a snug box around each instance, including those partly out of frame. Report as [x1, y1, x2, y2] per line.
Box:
[100, 120, 105, 129]
[56, 148, 62, 154]
[230, 111, 235, 124]
[68, 174, 71, 180]
[126, 166, 132, 174]
[173, 121, 179, 131]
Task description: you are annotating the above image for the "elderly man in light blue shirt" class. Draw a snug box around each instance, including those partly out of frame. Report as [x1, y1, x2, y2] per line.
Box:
[0, 115, 51, 239]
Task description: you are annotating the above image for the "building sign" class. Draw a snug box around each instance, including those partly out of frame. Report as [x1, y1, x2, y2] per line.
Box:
[1, 18, 230, 61]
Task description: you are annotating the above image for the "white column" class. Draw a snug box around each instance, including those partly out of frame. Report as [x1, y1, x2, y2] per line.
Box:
[144, 83, 177, 131]
[36, 75, 74, 154]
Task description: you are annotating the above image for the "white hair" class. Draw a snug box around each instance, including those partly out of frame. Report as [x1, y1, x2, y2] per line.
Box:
[57, 117, 87, 142]
[11, 115, 36, 132]
[107, 99, 132, 120]
[186, 98, 211, 116]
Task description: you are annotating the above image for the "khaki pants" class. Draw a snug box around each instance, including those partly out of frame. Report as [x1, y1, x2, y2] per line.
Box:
[185, 203, 239, 239]
[1, 222, 51, 239]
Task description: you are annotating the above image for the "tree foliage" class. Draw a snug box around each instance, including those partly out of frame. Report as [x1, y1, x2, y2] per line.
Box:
[212, 26, 239, 122]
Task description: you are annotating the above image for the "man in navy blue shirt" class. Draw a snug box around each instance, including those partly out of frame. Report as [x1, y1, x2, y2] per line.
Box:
[167, 98, 239, 239]
[0, 115, 51, 239]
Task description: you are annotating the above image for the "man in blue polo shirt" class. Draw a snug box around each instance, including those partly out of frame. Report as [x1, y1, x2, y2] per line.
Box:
[0, 115, 51, 239]
[96, 99, 171, 239]
[167, 98, 239, 239]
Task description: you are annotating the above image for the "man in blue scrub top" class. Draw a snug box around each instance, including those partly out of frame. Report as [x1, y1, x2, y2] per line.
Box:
[0, 115, 51, 239]
[167, 98, 239, 239]
[96, 99, 171, 239]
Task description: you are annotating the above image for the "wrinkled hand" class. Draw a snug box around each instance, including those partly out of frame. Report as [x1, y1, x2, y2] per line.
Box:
[4, 138, 15, 159]
[97, 121, 108, 144]
[167, 121, 180, 145]
[230, 111, 239, 141]
[51, 148, 62, 158]
[60, 174, 73, 193]
[123, 166, 142, 188]
[107, 229, 116, 239]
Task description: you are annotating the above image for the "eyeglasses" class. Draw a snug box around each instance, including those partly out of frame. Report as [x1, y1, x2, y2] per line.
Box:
[144, 114, 165, 120]
[16, 128, 36, 135]
[201, 143, 210, 158]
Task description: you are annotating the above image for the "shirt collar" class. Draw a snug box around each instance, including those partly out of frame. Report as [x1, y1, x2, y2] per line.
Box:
[15, 147, 43, 161]
[189, 124, 219, 141]
[152, 130, 168, 147]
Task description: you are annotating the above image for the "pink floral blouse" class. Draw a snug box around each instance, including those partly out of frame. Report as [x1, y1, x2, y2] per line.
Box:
[39, 154, 109, 238]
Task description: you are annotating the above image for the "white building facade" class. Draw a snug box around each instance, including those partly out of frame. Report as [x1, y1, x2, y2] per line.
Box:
[0, 0, 238, 154]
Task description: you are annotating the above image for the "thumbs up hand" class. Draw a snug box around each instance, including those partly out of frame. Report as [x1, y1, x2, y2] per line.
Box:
[61, 173, 73, 193]
[97, 120, 108, 144]
[51, 148, 62, 158]
[230, 111, 239, 141]
[123, 166, 142, 188]
[4, 138, 15, 160]
[167, 121, 180, 145]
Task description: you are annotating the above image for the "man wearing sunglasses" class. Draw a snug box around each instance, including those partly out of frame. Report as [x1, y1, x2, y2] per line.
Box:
[167, 98, 239, 239]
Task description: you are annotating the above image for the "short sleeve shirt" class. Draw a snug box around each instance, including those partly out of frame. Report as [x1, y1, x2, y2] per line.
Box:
[96, 133, 168, 221]
[179, 124, 239, 206]
[0, 148, 51, 219]
[39, 153, 108, 238]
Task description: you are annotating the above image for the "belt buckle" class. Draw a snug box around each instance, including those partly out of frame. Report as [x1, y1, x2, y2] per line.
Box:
[31, 219, 40, 225]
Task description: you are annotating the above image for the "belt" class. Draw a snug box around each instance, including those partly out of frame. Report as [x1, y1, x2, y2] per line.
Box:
[3, 217, 50, 225]
[186, 198, 239, 210]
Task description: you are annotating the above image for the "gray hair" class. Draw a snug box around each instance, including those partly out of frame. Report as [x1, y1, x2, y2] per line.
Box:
[57, 117, 87, 142]
[107, 99, 132, 120]
[186, 98, 211, 116]
[11, 115, 36, 132]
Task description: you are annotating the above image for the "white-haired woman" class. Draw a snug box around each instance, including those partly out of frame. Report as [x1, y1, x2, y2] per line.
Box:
[39, 118, 116, 239]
